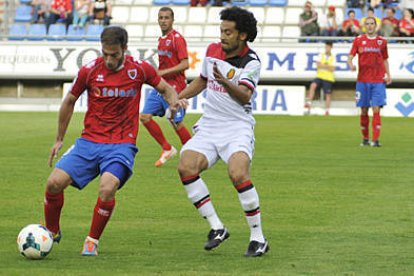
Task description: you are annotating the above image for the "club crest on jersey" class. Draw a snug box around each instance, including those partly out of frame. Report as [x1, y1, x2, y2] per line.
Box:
[166, 39, 171, 46]
[226, 68, 235, 79]
[362, 41, 367, 45]
[377, 40, 383, 45]
[128, 69, 137, 80]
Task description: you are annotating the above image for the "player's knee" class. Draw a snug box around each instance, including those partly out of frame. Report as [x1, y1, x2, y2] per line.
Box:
[99, 185, 116, 201]
[228, 171, 248, 186]
[139, 113, 151, 124]
[46, 175, 65, 194]
[177, 159, 198, 178]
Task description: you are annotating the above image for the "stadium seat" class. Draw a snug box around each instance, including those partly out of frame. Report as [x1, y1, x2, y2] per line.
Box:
[67, 25, 86, 41]
[250, 0, 267, 6]
[113, 0, 134, 4]
[85, 24, 104, 41]
[311, 0, 326, 7]
[125, 24, 144, 39]
[111, 6, 130, 24]
[27, 24, 46, 40]
[149, 6, 161, 22]
[203, 24, 219, 41]
[261, 25, 281, 42]
[187, 7, 207, 24]
[129, 7, 149, 23]
[265, 7, 284, 24]
[284, 8, 302, 25]
[19, 0, 32, 4]
[268, 0, 287, 6]
[207, 7, 222, 24]
[153, 0, 171, 4]
[232, 0, 248, 6]
[135, 0, 152, 4]
[183, 25, 203, 41]
[249, 7, 265, 25]
[281, 26, 300, 42]
[288, 0, 304, 6]
[172, 0, 190, 5]
[47, 24, 66, 41]
[172, 6, 188, 24]
[374, 8, 383, 18]
[14, 5, 32, 22]
[8, 24, 27, 40]
[144, 24, 160, 41]
[394, 9, 402, 20]
[327, 0, 345, 7]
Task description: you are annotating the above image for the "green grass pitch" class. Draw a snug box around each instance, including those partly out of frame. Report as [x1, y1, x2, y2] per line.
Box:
[0, 112, 413, 275]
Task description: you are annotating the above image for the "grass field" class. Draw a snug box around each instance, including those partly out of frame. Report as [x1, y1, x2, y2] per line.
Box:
[0, 112, 413, 275]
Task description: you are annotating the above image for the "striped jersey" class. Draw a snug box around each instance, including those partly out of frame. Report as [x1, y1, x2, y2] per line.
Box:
[200, 43, 261, 126]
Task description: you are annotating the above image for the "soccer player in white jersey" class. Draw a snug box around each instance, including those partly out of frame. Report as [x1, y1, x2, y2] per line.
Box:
[177, 6, 269, 257]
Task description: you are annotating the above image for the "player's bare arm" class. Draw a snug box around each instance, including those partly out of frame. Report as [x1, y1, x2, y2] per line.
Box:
[48, 93, 77, 167]
[213, 62, 252, 105]
[155, 78, 186, 116]
[347, 54, 356, 71]
[178, 76, 207, 100]
[384, 59, 392, 85]
[158, 58, 189, 77]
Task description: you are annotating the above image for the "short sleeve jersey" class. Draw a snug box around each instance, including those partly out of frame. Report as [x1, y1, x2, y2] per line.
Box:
[158, 29, 188, 93]
[69, 55, 161, 144]
[316, 53, 335, 82]
[350, 34, 388, 83]
[200, 43, 261, 126]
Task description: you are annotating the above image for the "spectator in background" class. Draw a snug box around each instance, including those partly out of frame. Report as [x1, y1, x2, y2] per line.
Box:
[398, 8, 414, 42]
[31, 0, 51, 23]
[398, 0, 414, 11]
[191, 0, 207, 6]
[339, 9, 360, 36]
[72, 0, 89, 28]
[381, 7, 400, 37]
[369, 0, 381, 8]
[360, 7, 381, 33]
[319, 5, 340, 37]
[45, 0, 72, 30]
[347, 0, 364, 8]
[89, 0, 111, 26]
[299, 1, 319, 42]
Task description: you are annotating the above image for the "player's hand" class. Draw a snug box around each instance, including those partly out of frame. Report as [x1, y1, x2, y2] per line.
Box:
[384, 75, 392, 85]
[213, 62, 226, 85]
[48, 141, 63, 168]
[349, 64, 356, 71]
[177, 98, 189, 109]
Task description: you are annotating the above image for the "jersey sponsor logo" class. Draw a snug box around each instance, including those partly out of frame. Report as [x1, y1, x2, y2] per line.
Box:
[226, 68, 235, 79]
[166, 39, 171, 46]
[359, 47, 381, 54]
[127, 69, 137, 80]
[207, 79, 227, 93]
[158, 49, 173, 58]
[93, 87, 138, 97]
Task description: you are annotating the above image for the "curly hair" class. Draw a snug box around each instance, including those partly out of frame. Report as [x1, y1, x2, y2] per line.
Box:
[220, 6, 257, 43]
[101, 26, 128, 48]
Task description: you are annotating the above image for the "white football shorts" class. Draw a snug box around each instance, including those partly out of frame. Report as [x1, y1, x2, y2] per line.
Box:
[180, 120, 255, 168]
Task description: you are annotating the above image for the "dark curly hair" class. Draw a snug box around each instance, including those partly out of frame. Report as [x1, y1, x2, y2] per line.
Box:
[220, 6, 257, 43]
[101, 26, 128, 48]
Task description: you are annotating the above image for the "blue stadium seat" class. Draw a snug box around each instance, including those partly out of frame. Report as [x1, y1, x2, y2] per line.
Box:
[250, 0, 267, 6]
[14, 5, 33, 22]
[47, 24, 66, 41]
[67, 25, 86, 41]
[8, 24, 27, 40]
[20, 0, 32, 4]
[172, 0, 190, 4]
[374, 8, 383, 18]
[85, 24, 104, 41]
[268, 0, 287, 6]
[232, 0, 249, 6]
[153, 0, 171, 5]
[27, 24, 47, 40]
[394, 8, 402, 20]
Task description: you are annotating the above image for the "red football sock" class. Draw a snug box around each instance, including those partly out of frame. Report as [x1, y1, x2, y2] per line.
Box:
[143, 119, 171, 151]
[360, 114, 369, 140]
[372, 112, 381, 141]
[176, 126, 191, 145]
[88, 198, 115, 240]
[44, 191, 64, 234]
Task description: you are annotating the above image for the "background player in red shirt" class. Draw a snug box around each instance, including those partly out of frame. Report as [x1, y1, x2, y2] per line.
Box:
[348, 17, 392, 147]
[140, 7, 192, 167]
[44, 26, 181, 256]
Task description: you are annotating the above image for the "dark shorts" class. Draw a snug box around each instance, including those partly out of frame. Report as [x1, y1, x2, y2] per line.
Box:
[142, 89, 186, 124]
[313, 78, 334, 94]
[55, 138, 138, 190]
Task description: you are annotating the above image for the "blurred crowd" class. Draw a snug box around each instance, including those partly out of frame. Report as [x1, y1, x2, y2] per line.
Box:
[300, 0, 414, 42]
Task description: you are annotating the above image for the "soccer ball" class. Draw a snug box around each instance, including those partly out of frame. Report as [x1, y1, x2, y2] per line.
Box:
[17, 224, 53, 259]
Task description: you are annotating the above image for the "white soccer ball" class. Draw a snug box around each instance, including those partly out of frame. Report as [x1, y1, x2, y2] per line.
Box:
[17, 224, 53, 259]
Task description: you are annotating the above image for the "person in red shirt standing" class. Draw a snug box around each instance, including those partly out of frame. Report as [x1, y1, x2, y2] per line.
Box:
[140, 7, 192, 167]
[348, 17, 392, 147]
[44, 26, 182, 256]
